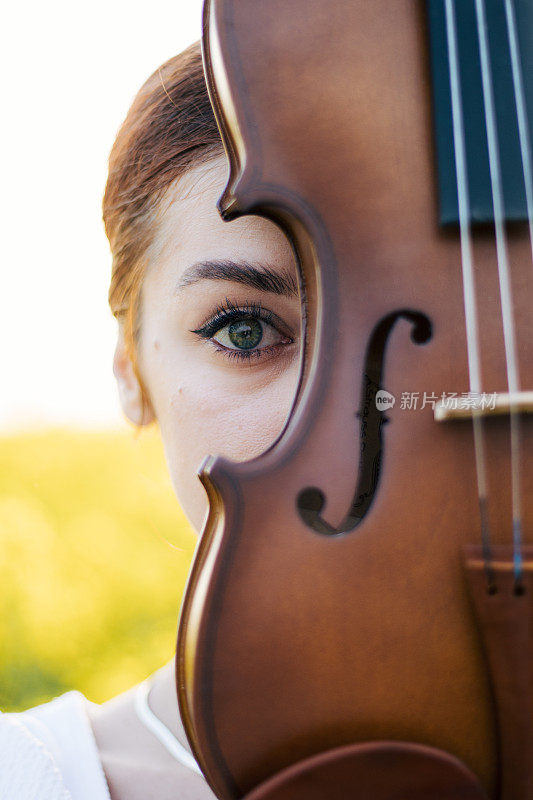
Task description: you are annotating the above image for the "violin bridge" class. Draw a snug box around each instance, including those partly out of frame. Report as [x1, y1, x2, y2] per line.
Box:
[434, 391, 533, 422]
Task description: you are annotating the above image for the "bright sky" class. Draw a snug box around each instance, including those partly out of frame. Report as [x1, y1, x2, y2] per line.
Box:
[1, 0, 204, 430]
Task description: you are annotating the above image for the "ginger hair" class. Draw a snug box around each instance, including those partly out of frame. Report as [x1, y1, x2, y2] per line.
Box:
[103, 42, 223, 398]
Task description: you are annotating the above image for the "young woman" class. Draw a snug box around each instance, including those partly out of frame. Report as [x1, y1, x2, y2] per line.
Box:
[0, 42, 301, 800]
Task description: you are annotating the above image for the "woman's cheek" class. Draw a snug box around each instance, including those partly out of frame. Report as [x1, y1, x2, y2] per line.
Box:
[166, 379, 291, 501]
[167, 385, 282, 464]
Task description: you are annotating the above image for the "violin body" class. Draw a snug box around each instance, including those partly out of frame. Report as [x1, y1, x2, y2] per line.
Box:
[177, 1, 533, 798]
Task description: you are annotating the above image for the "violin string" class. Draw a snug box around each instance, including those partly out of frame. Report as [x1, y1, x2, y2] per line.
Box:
[445, 0, 494, 587]
[475, 0, 524, 587]
[504, 0, 533, 265]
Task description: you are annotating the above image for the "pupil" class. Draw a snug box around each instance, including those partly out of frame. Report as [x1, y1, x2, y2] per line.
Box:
[228, 318, 263, 350]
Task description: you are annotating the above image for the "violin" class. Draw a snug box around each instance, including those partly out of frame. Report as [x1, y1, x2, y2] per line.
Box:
[177, 1, 533, 798]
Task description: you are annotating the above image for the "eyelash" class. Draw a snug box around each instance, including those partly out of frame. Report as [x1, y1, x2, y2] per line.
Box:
[190, 299, 294, 363]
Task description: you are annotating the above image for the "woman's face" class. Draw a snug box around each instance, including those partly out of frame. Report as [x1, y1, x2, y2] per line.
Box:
[116, 157, 301, 533]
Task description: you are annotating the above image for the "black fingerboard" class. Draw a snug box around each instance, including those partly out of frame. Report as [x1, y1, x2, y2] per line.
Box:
[427, 0, 533, 225]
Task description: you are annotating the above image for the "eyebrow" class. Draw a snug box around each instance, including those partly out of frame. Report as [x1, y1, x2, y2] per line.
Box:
[175, 259, 299, 298]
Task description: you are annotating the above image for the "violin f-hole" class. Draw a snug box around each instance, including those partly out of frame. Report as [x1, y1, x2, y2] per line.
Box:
[297, 310, 432, 536]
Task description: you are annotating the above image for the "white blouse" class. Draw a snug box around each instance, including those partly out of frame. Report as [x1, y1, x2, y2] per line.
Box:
[0, 692, 111, 800]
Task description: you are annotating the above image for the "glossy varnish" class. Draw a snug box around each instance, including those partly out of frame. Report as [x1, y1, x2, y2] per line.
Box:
[177, 1, 533, 798]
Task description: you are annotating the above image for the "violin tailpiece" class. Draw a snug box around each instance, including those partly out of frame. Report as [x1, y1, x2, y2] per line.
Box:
[464, 544, 533, 800]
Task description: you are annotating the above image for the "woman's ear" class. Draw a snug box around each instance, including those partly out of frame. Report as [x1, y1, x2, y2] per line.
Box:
[113, 327, 155, 426]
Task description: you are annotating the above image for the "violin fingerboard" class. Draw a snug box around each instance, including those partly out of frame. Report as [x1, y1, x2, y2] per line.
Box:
[427, 0, 533, 225]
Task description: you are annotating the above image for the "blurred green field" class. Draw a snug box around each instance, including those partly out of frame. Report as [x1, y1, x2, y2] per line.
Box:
[0, 427, 196, 712]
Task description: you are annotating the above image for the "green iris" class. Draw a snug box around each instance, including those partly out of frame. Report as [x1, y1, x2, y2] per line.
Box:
[228, 318, 263, 350]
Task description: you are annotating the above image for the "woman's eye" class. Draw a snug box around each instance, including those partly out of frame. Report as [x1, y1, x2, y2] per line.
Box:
[212, 317, 287, 352]
[191, 302, 295, 363]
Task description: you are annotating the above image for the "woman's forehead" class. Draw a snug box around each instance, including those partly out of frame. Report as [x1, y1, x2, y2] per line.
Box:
[150, 157, 297, 280]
